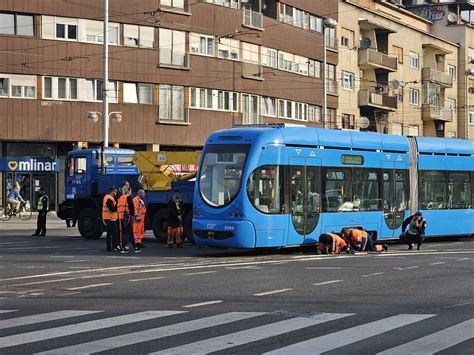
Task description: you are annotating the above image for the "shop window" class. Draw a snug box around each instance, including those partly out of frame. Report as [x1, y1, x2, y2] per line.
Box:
[247, 165, 284, 214]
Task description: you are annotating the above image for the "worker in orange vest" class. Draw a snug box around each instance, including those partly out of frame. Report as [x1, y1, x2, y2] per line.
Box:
[102, 186, 119, 252]
[117, 186, 138, 253]
[133, 189, 147, 251]
[341, 228, 388, 252]
[317, 233, 349, 255]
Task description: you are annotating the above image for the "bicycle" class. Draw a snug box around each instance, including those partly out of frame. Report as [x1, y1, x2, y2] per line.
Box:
[0, 201, 32, 221]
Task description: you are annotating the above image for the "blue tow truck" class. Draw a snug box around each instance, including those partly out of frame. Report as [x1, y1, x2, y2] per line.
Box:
[57, 148, 198, 243]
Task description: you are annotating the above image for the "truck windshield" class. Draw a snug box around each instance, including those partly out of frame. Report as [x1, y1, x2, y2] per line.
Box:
[199, 144, 250, 208]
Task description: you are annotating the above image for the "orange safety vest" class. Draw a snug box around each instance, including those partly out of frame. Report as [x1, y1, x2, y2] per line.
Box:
[102, 194, 118, 220]
[332, 234, 347, 253]
[117, 195, 129, 220]
[350, 229, 368, 244]
[133, 196, 146, 219]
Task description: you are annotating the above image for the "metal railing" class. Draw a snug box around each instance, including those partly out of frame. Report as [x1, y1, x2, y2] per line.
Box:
[159, 49, 189, 68]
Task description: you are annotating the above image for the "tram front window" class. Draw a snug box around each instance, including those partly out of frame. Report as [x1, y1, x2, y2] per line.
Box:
[199, 144, 250, 207]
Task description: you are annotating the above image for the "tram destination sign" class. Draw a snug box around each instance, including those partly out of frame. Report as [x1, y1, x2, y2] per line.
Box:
[0, 157, 60, 172]
[341, 154, 364, 165]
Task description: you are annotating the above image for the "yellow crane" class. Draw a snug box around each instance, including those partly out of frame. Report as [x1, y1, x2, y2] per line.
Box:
[132, 151, 201, 191]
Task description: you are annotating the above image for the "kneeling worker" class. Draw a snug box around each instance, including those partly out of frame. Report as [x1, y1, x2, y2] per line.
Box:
[341, 228, 388, 252]
[318, 233, 349, 255]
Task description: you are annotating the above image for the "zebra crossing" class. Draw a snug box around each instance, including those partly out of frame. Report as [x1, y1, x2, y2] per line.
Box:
[0, 309, 472, 354]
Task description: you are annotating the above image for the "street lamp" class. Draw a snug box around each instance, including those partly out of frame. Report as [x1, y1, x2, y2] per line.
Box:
[87, 111, 123, 174]
[323, 18, 337, 129]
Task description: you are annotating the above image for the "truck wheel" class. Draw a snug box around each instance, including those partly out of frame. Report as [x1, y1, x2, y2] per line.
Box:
[183, 212, 195, 244]
[152, 209, 168, 244]
[78, 208, 103, 240]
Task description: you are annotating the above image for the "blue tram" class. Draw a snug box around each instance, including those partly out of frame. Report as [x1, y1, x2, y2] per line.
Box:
[192, 124, 474, 248]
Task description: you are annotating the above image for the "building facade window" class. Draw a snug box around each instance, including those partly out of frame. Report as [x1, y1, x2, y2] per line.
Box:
[161, 0, 188, 11]
[392, 123, 403, 135]
[469, 111, 474, 124]
[341, 28, 354, 48]
[409, 51, 419, 69]
[242, 42, 260, 64]
[205, 0, 239, 9]
[0, 74, 36, 99]
[278, 3, 323, 34]
[261, 47, 277, 68]
[43, 76, 78, 100]
[261, 96, 276, 117]
[159, 85, 185, 122]
[308, 105, 321, 122]
[190, 33, 214, 56]
[159, 28, 187, 67]
[278, 99, 307, 121]
[217, 38, 240, 60]
[393, 45, 403, 64]
[341, 71, 355, 91]
[341, 114, 354, 129]
[85, 79, 117, 103]
[448, 65, 456, 80]
[325, 27, 337, 50]
[189, 87, 238, 112]
[409, 88, 419, 106]
[447, 98, 456, 111]
[123, 83, 154, 105]
[468, 47, 474, 63]
[123, 25, 154, 48]
[426, 83, 440, 107]
[0, 12, 35, 36]
[242, 94, 259, 124]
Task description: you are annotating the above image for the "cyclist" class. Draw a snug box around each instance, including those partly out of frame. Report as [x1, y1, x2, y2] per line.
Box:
[7, 183, 25, 214]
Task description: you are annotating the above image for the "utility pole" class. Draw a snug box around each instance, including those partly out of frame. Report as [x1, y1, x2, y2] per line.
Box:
[103, 0, 109, 148]
[323, 18, 337, 129]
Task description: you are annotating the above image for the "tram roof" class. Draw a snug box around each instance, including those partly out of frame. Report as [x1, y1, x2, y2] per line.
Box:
[416, 137, 474, 155]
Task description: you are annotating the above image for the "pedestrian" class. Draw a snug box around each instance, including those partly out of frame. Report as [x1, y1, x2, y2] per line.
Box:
[117, 180, 130, 199]
[341, 227, 388, 252]
[103, 186, 119, 252]
[400, 211, 428, 250]
[133, 189, 146, 251]
[117, 186, 139, 253]
[167, 190, 185, 248]
[32, 187, 49, 237]
[317, 233, 349, 255]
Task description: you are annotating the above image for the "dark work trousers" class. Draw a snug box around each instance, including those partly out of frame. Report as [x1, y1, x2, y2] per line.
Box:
[35, 212, 47, 236]
[105, 220, 118, 251]
[119, 219, 136, 249]
[401, 232, 425, 247]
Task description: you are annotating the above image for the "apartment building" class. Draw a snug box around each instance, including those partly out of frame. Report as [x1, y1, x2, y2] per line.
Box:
[337, 0, 459, 137]
[402, 0, 474, 141]
[0, 0, 338, 208]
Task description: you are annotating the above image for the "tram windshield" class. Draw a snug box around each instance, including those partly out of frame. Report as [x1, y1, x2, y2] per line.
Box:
[199, 144, 250, 207]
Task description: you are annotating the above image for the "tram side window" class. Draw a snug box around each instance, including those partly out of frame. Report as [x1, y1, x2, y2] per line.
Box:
[322, 169, 352, 212]
[95, 155, 114, 167]
[421, 171, 447, 210]
[247, 165, 284, 214]
[353, 169, 381, 211]
[395, 170, 408, 211]
[69, 157, 87, 176]
[447, 172, 471, 209]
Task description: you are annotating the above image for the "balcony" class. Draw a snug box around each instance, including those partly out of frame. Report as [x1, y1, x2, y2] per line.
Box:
[326, 80, 339, 96]
[359, 90, 397, 111]
[422, 68, 453, 88]
[243, 6, 263, 30]
[358, 49, 398, 72]
[158, 49, 189, 69]
[422, 104, 454, 122]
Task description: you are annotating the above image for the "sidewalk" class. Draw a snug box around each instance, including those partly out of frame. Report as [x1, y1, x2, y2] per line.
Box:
[0, 212, 69, 231]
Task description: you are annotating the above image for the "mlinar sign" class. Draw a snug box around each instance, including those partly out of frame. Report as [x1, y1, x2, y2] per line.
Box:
[0, 158, 60, 172]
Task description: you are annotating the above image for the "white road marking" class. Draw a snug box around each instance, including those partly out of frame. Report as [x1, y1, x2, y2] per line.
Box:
[266, 314, 436, 354]
[183, 271, 217, 276]
[0, 246, 63, 252]
[253, 288, 293, 296]
[306, 267, 343, 270]
[57, 292, 82, 296]
[0, 310, 99, 330]
[66, 283, 113, 291]
[152, 313, 353, 355]
[129, 277, 166, 282]
[454, 257, 471, 262]
[8, 278, 77, 287]
[0, 311, 183, 348]
[430, 262, 446, 266]
[394, 266, 419, 271]
[362, 272, 384, 277]
[64, 260, 89, 263]
[0, 310, 17, 314]
[50, 256, 75, 258]
[38, 312, 265, 354]
[313, 280, 343, 286]
[18, 266, 45, 269]
[226, 266, 261, 270]
[182, 300, 223, 308]
[378, 318, 474, 355]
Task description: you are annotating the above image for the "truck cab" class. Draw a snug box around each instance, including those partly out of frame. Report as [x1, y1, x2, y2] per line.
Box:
[58, 148, 140, 239]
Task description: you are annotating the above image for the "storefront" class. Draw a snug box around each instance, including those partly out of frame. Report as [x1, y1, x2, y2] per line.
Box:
[1, 157, 59, 210]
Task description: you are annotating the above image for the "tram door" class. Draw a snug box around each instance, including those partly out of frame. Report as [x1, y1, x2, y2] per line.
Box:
[287, 157, 321, 245]
[381, 162, 408, 238]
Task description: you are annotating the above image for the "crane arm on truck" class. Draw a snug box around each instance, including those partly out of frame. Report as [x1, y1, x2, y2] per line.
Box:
[132, 151, 201, 191]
